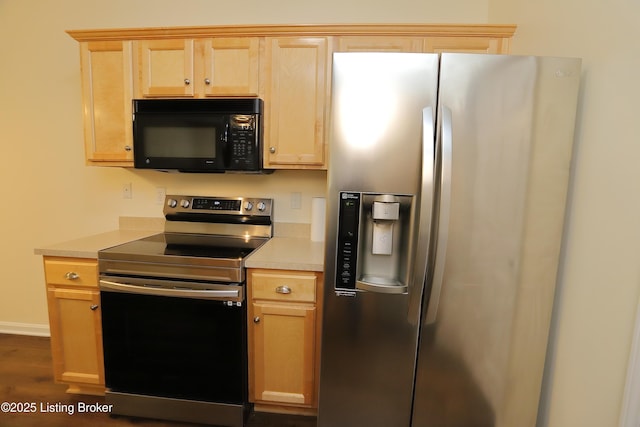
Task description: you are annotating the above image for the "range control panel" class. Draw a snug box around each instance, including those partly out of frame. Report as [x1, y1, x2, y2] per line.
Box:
[164, 195, 272, 217]
[336, 192, 361, 291]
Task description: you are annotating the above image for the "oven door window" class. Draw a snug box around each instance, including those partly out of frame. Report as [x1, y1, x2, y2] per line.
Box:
[133, 113, 227, 171]
[101, 291, 247, 404]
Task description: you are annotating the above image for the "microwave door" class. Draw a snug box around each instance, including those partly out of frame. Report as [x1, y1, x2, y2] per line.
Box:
[133, 113, 226, 172]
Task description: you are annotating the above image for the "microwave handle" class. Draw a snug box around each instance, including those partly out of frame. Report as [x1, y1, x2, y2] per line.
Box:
[221, 121, 231, 167]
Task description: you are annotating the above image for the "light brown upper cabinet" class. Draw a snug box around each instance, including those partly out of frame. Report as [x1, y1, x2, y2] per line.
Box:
[136, 39, 195, 97]
[336, 34, 510, 54]
[135, 38, 260, 98]
[262, 37, 329, 169]
[201, 38, 260, 96]
[336, 36, 424, 52]
[424, 36, 509, 53]
[79, 41, 134, 166]
[68, 24, 516, 168]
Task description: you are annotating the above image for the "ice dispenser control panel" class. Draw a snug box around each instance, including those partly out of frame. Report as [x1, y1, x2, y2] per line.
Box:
[336, 192, 361, 290]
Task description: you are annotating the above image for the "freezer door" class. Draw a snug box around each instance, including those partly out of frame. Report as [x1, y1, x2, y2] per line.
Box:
[318, 52, 439, 427]
[412, 54, 581, 427]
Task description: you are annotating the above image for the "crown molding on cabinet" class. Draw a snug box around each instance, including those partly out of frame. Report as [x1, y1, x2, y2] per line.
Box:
[67, 23, 516, 42]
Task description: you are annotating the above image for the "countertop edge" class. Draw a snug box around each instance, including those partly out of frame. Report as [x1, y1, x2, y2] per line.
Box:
[244, 261, 324, 272]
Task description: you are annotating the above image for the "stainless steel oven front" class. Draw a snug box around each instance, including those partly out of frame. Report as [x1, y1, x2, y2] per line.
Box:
[99, 276, 247, 426]
[97, 195, 273, 427]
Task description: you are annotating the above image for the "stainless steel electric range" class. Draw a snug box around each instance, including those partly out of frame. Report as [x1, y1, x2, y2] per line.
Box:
[98, 195, 273, 427]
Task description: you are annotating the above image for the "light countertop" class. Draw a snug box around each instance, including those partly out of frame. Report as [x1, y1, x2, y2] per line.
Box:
[35, 229, 325, 272]
[245, 237, 325, 272]
[34, 229, 160, 259]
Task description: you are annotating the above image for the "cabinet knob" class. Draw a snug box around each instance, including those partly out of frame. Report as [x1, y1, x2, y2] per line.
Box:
[90, 304, 99, 311]
[276, 285, 292, 295]
[64, 272, 79, 280]
[204, 78, 211, 85]
[184, 78, 191, 85]
[269, 146, 276, 154]
[253, 316, 261, 324]
[124, 145, 132, 151]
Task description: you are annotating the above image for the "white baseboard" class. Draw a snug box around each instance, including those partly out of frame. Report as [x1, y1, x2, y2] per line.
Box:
[0, 321, 50, 337]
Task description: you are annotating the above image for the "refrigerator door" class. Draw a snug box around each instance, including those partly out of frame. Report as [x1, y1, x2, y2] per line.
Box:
[412, 54, 581, 427]
[318, 53, 439, 427]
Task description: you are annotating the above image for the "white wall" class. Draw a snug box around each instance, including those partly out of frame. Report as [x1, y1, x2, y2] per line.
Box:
[0, 0, 488, 325]
[488, 1, 640, 426]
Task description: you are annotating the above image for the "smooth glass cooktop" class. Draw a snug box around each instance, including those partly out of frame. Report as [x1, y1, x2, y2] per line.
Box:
[100, 233, 268, 260]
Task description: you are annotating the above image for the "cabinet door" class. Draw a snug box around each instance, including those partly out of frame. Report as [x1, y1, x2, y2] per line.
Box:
[47, 287, 104, 389]
[136, 39, 195, 97]
[79, 41, 133, 165]
[336, 36, 424, 52]
[251, 302, 316, 406]
[200, 38, 260, 96]
[263, 37, 328, 169]
[424, 36, 508, 53]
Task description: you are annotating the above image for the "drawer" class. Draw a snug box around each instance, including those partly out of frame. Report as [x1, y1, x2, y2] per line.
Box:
[44, 257, 98, 287]
[251, 271, 317, 303]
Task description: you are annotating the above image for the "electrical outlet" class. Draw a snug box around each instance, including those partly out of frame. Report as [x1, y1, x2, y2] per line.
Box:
[291, 192, 302, 209]
[156, 187, 166, 205]
[122, 183, 132, 199]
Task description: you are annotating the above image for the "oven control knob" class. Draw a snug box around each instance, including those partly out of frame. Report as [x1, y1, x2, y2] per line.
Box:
[244, 201, 254, 211]
[257, 202, 267, 212]
[167, 199, 178, 208]
[180, 199, 190, 208]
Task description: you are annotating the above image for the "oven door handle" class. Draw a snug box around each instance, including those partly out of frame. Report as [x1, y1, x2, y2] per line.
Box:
[99, 279, 240, 300]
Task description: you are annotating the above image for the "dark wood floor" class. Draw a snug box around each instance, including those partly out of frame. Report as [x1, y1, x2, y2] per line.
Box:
[0, 334, 316, 427]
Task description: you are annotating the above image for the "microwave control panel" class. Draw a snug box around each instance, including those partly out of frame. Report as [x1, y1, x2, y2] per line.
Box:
[229, 114, 258, 168]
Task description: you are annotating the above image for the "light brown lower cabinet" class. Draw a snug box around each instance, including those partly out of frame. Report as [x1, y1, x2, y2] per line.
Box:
[43, 256, 105, 395]
[247, 269, 323, 414]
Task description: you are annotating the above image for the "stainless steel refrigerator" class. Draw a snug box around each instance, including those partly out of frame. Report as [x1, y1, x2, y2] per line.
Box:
[318, 52, 581, 427]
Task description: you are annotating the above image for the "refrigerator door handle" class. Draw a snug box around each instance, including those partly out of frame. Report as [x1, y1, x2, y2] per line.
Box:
[408, 106, 436, 325]
[425, 105, 453, 325]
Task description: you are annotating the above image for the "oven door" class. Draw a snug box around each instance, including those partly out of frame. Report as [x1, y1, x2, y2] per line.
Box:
[99, 276, 247, 405]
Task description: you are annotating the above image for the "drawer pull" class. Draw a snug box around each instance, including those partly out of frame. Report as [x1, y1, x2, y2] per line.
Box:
[275, 285, 292, 295]
[64, 272, 79, 280]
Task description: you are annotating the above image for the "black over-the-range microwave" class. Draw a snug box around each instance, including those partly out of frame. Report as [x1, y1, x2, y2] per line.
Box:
[132, 98, 271, 173]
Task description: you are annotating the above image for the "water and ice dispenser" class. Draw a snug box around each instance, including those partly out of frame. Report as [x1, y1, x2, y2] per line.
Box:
[336, 192, 414, 294]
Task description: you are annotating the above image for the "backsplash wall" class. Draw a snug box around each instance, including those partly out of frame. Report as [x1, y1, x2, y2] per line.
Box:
[117, 168, 327, 224]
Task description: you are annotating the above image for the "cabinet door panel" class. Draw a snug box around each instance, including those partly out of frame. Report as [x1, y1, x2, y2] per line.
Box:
[47, 288, 104, 386]
[251, 271, 316, 303]
[424, 36, 505, 53]
[44, 257, 98, 287]
[80, 41, 133, 164]
[252, 302, 316, 405]
[264, 37, 328, 168]
[137, 39, 194, 97]
[201, 38, 260, 96]
[336, 36, 424, 52]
